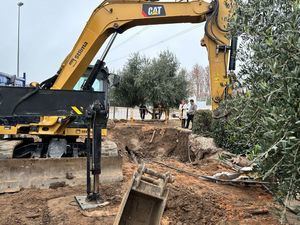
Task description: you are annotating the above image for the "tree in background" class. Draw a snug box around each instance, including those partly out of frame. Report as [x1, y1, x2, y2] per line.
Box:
[213, 0, 299, 212]
[188, 64, 210, 101]
[137, 50, 189, 109]
[110, 53, 148, 107]
[111, 50, 189, 111]
[204, 66, 210, 97]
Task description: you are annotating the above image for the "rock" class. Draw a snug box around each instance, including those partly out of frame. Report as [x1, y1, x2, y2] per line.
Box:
[49, 182, 66, 189]
[26, 214, 40, 219]
[188, 134, 222, 162]
[212, 172, 240, 180]
[66, 173, 74, 180]
[231, 155, 251, 167]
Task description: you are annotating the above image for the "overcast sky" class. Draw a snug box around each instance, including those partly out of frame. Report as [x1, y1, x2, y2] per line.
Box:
[0, 0, 209, 83]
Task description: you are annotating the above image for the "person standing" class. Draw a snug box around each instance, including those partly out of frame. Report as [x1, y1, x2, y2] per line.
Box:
[179, 100, 188, 128]
[157, 104, 163, 120]
[139, 104, 147, 121]
[186, 99, 197, 129]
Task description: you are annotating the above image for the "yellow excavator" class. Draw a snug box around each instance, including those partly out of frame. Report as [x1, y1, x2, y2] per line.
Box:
[0, 0, 236, 215]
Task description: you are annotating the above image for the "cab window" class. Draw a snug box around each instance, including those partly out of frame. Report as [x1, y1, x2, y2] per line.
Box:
[73, 77, 103, 91]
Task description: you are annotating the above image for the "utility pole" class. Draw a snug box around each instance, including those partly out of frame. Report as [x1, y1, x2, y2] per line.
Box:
[17, 2, 24, 78]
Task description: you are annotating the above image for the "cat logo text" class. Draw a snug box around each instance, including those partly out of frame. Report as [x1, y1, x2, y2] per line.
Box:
[142, 5, 166, 17]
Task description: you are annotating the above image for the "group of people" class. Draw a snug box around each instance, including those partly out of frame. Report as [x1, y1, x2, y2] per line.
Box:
[179, 99, 197, 129]
[139, 99, 197, 128]
[139, 104, 163, 121]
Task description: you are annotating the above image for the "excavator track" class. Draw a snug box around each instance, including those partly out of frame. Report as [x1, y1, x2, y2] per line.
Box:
[0, 140, 22, 159]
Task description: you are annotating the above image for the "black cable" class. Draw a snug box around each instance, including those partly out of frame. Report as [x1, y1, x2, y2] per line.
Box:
[40, 74, 58, 89]
[204, 13, 220, 44]
[204, 2, 225, 45]
[210, 19, 226, 45]
[209, 1, 226, 45]
[214, 0, 232, 33]
[11, 88, 40, 115]
[11, 68, 58, 115]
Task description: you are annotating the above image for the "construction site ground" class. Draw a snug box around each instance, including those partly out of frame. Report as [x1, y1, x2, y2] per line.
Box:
[0, 121, 296, 225]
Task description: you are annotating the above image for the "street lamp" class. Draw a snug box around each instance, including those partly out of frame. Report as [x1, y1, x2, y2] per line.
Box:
[17, 2, 24, 78]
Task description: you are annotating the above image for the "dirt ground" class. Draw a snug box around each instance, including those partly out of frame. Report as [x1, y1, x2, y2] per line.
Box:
[0, 122, 296, 225]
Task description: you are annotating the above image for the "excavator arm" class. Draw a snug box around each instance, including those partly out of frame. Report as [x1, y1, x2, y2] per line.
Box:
[51, 0, 233, 109]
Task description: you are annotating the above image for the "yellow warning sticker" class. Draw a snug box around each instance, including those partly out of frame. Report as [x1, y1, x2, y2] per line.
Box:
[71, 106, 83, 115]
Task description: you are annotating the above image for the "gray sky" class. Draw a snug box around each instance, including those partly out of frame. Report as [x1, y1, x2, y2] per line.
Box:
[0, 0, 208, 83]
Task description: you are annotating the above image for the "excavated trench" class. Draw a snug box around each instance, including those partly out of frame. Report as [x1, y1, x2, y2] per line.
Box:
[108, 122, 192, 162]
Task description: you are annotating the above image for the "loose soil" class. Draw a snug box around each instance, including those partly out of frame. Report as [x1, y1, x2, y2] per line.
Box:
[0, 122, 296, 225]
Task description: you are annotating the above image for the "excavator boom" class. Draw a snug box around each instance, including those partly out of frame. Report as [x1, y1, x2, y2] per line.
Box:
[51, 0, 232, 110]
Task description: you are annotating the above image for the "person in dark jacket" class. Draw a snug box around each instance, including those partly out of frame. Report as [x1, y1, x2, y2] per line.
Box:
[139, 104, 147, 121]
[185, 99, 197, 129]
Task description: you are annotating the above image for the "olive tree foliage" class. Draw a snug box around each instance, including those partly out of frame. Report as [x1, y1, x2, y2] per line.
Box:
[213, 0, 300, 203]
[136, 50, 189, 108]
[111, 50, 189, 108]
[110, 53, 148, 107]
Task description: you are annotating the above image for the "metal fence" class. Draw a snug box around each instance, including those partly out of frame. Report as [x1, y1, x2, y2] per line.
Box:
[109, 107, 173, 120]
[108, 105, 211, 121]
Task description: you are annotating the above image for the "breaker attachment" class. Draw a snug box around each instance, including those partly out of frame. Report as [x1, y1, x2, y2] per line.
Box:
[114, 164, 173, 225]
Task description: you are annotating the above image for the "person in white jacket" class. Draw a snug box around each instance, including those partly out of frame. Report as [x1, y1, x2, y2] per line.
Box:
[179, 100, 188, 128]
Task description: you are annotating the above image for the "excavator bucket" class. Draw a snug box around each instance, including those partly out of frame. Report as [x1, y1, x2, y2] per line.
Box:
[114, 164, 173, 225]
[0, 140, 123, 193]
